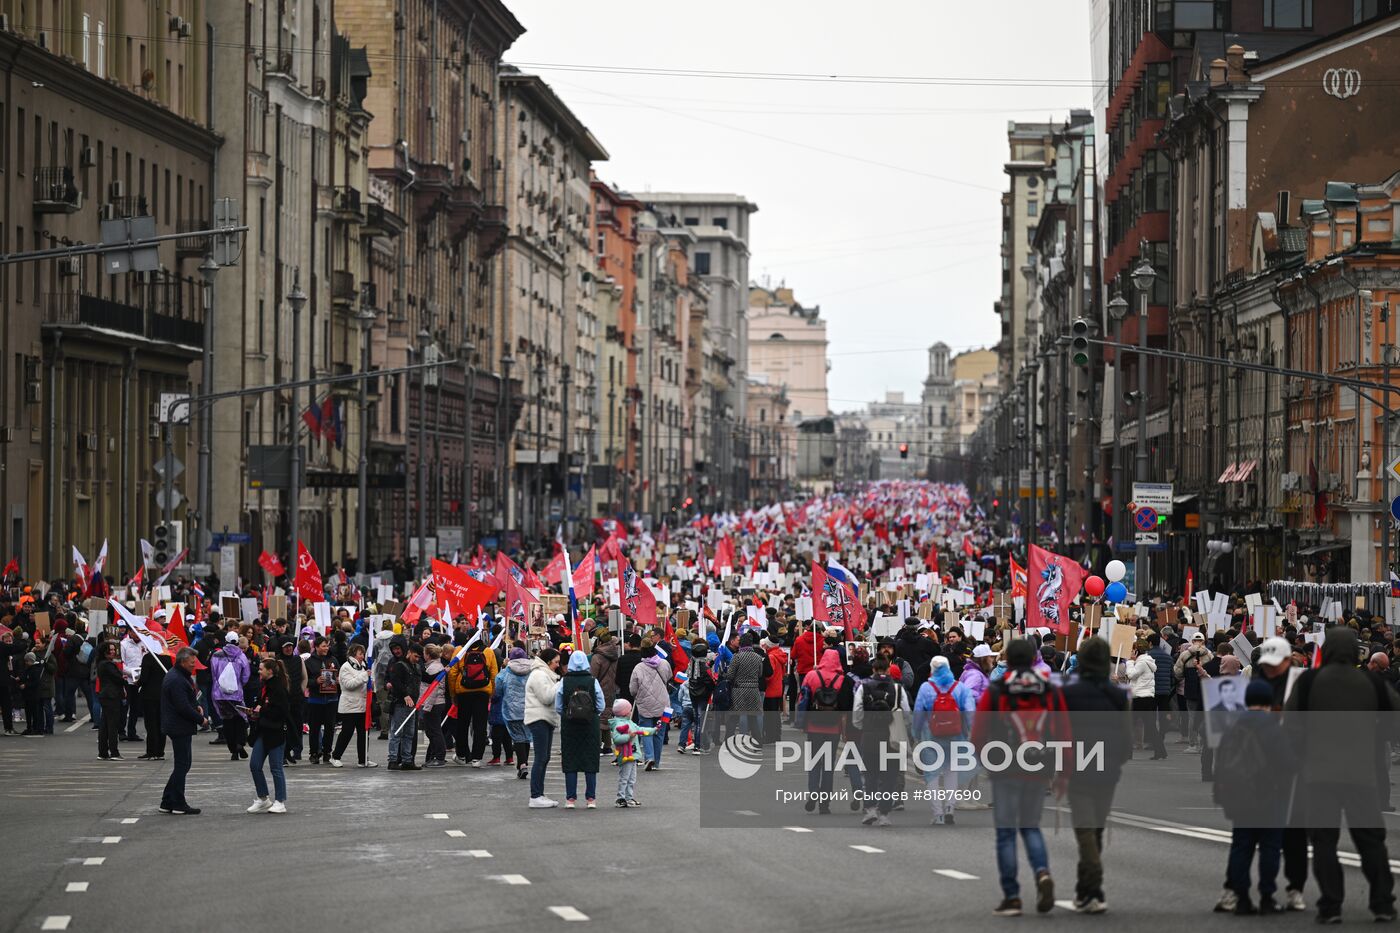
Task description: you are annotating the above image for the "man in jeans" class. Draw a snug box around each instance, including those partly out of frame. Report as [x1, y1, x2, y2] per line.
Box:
[386, 640, 422, 771]
[971, 638, 1068, 917]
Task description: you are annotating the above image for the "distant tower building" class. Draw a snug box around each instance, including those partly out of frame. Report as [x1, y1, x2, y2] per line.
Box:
[921, 342, 954, 480]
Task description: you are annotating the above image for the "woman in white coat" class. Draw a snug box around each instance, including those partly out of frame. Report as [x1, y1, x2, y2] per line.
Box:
[524, 647, 562, 808]
[1124, 640, 1166, 760]
[330, 644, 376, 768]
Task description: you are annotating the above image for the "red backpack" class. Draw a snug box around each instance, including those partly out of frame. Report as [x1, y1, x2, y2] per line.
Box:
[928, 682, 962, 736]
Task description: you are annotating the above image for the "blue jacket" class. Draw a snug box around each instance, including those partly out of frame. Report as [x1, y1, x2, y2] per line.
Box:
[1148, 645, 1174, 695]
[493, 657, 532, 722]
[160, 668, 203, 737]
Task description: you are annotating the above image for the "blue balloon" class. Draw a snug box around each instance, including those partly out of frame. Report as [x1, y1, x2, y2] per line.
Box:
[1104, 581, 1128, 604]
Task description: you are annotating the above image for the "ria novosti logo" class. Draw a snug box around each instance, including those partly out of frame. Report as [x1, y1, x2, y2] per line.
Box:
[717, 733, 765, 780]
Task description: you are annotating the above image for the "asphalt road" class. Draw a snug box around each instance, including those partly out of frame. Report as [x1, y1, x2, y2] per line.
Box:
[4, 718, 1400, 933]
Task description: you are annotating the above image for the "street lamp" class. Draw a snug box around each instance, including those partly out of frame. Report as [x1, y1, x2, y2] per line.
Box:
[500, 353, 515, 535]
[355, 302, 376, 577]
[287, 279, 307, 566]
[461, 340, 476, 553]
[1108, 293, 1129, 561]
[196, 256, 218, 558]
[1130, 256, 1157, 593]
[416, 327, 431, 569]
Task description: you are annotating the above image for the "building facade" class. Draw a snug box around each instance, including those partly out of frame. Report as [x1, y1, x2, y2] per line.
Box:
[747, 284, 828, 424]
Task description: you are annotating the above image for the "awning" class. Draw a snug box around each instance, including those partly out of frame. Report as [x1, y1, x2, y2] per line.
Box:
[1217, 460, 1258, 483]
[1294, 542, 1348, 557]
[1217, 462, 1238, 483]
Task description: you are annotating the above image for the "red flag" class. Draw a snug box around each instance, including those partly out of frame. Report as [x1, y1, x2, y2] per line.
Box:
[962, 535, 979, 560]
[571, 546, 597, 598]
[711, 536, 736, 576]
[600, 535, 624, 569]
[811, 561, 858, 638]
[619, 563, 658, 629]
[924, 546, 940, 576]
[1, 557, 17, 577]
[541, 550, 566, 586]
[258, 550, 286, 578]
[1010, 557, 1028, 599]
[301, 404, 323, 441]
[495, 552, 543, 591]
[873, 521, 889, 542]
[1026, 543, 1087, 637]
[293, 541, 325, 604]
[165, 604, 189, 646]
[506, 574, 540, 630]
[431, 558, 496, 620]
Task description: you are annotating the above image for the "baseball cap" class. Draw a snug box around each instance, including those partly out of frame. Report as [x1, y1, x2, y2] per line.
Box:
[225, 632, 240, 644]
[1256, 636, 1290, 668]
[1191, 632, 1206, 642]
[972, 644, 995, 658]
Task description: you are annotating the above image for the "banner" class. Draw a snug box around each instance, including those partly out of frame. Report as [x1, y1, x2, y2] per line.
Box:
[1026, 543, 1087, 637]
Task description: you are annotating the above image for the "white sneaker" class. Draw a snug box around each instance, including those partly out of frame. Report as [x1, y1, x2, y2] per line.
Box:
[528, 796, 559, 809]
[470, 759, 483, 769]
[358, 760, 378, 768]
[874, 814, 893, 828]
[246, 797, 273, 814]
[564, 799, 576, 809]
[269, 801, 286, 814]
[1215, 888, 1239, 913]
[330, 759, 344, 769]
[1285, 889, 1307, 912]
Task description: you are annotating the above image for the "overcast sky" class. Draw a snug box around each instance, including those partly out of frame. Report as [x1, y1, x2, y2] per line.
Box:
[506, 0, 1093, 412]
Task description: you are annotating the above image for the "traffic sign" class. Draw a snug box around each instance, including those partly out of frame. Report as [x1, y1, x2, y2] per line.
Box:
[1391, 496, 1400, 523]
[1389, 455, 1400, 485]
[155, 488, 184, 511]
[153, 453, 184, 480]
[1135, 532, 1160, 546]
[1133, 507, 1158, 532]
[1131, 482, 1173, 513]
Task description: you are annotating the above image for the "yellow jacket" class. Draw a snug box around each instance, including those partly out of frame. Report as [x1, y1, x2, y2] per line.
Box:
[447, 642, 498, 697]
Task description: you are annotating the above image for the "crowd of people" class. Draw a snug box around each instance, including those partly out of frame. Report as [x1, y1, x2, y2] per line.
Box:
[2, 481, 1398, 921]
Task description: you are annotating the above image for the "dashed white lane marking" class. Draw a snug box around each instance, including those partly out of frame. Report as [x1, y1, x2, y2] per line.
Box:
[445, 830, 467, 838]
[82, 858, 105, 866]
[783, 826, 813, 833]
[100, 836, 121, 844]
[548, 906, 590, 921]
[41, 918, 72, 931]
[467, 850, 493, 858]
[65, 882, 89, 893]
[426, 813, 449, 819]
[733, 809, 759, 816]
[1055, 900, 1080, 911]
[120, 818, 139, 824]
[933, 869, 979, 880]
[849, 844, 884, 854]
[64, 716, 90, 733]
[489, 874, 531, 885]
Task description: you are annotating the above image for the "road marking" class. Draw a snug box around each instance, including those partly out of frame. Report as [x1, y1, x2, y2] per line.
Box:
[467, 850, 493, 858]
[489, 874, 531, 885]
[783, 826, 813, 833]
[64, 716, 90, 734]
[82, 858, 105, 866]
[426, 813, 449, 819]
[120, 818, 139, 824]
[1055, 900, 1080, 911]
[933, 869, 979, 880]
[849, 844, 884, 854]
[733, 809, 759, 816]
[100, 836, 121, 844]
[41, 918, 71, 931]
[65, 882, 89, 893]
[445, 830, 467, 838]
[548, 906, 590, 921]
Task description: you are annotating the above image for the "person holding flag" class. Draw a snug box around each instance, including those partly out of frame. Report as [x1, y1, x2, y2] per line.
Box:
[386, 638, 424, 771]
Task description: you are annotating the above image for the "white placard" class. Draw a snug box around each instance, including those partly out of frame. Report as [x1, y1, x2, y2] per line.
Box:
[896, 598, 910, 621]
[377, 584, 394, 603]
[1207, 613, 1229, 636]
[708, 587, 726, 613]
[240, 597, 259, 623]
[1252, 606, 1276, 639]
[312, 601, 332, 634]
[871, 614, 901, 638]
[794, 596, 813, 622]
[1244, 593, 1262, 614]
[965, 617, 986, 642]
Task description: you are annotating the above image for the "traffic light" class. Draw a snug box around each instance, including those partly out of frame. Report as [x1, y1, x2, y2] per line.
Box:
[1071, 318, 1091, 369]
[153, 523, 171, 567]
[683, 497, 694, 509]
[899, 443, 909, 460]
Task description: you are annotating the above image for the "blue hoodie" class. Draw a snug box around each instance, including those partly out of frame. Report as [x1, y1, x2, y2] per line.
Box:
[913, 659, 975, 742]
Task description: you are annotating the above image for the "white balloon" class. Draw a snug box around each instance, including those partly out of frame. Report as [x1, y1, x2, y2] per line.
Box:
[1105, 559, 1126, 583]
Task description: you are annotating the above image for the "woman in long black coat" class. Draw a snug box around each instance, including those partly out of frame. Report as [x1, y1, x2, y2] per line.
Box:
[555, 650, 604, 808]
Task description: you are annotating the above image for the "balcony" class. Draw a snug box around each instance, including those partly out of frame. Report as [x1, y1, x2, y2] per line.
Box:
[331, 270, 357, 309]
[411, 160, 452, 222]
[176, 219, 211, 258]
[362, 200, 405, 240]
[332, 186, 364, 223]
[246, 150, 273, 188]
[34, 167, 81, 213]
[475, 204, 508, 260]
[43, 291, 205, 350]
[446, 177, 484, 236]
[105, 195, 149, 219]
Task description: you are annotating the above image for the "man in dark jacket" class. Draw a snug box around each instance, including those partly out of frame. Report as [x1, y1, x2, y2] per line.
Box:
[277, 637, 306, 764]
[614, 633, 643, 705]
[1060, 637, 1132, 913]
[159, 647, 207, 815]
[386, 639, 422, 771]
[1249, 636, 1308, 911]
[1145, 633, 1176, 739]
[194, 620, 222, 740]
[1284, 627, 1397, 922]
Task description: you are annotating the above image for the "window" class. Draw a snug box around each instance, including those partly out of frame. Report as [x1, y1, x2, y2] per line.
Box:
[1143, 62, 1171, 120]
[713, 217, 728, 229]
[15, 107, 23, 175]
[81, 14, 90, 68]
[1265, 0, 1312, 27]
[96, 21, 104, 78]
[693, 252, 711, 275]
[1027, 200, 1038, 217]
[1165, 0, 1228, 29]
[683, 216, 699, 226]
[1354, 0, 1396, 21]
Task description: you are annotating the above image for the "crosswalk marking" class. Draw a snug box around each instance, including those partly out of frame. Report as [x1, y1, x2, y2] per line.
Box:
[783, 826, 813, 833]
[120, 818, 139, 824]
[63, 717, 90, 734]
[100, 836, 121, 844]
[933, 869, 979, 880]
[490, 874, 531, 885]
[41, 918, 71, 931]
[65, 882, 89, 893]
[82, 858, 105, 866]
[548, 906, 590, 921]
[849, 844, 884, 854]
[1055, 900, 1080, 911]
[467, 850, 493, 858]
[445, 830, 467, 838]
[426, 813, 449, 819]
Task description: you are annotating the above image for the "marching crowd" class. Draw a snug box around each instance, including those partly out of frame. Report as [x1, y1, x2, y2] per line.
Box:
[2, 482, 1399, 921]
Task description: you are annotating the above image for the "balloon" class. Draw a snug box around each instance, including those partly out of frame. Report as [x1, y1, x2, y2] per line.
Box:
[1105, 559, 1126, 583]
[1104, 581, 1127, 604]
[1084, 575, 1105, 598]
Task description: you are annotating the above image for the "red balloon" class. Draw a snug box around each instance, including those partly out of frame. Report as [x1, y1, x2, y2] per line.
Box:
[1084, 575, 1106, 598]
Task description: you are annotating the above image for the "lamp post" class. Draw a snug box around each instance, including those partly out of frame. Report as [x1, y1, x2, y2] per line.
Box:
[500, 353, 514, 535]
[561, 362, 571, 541]
[1108, 293, 1129, 562]
[533, 350, 546, 546]
[196, 257, 217, 558]
[461, 340, 476, 552]
[607, 379, 616, 515]
[355, 301, 376, 576]
[1130, 256, 1157, 594]
[416, 326, 430, 568]
[1383, 342, 1399, 580]
[287, 279, 307, 564]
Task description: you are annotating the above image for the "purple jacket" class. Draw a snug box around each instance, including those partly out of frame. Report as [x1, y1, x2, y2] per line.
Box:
[210, 645, 250, 703]
[957, 663, 990, 706]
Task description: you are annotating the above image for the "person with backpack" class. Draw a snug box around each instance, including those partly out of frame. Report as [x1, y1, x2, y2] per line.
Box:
[210, 632, 251, 761]
[679, 642, 713, 754]
[495, 646, 534, 780]
[1212, 678, 1297, 915]
[1283, 626, 1398, 923]
[970, 638, 1070, 917]
[554, 649, 605, 808]
[797, 647, 852, 814]
[448, 634, 498, 767]
[524, 647, 562, 808]
[853, 654, 911, 827]
[1060, 636, 1133, 913]
[913, 654, 975, 825]
[762, 636, 789, 743]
